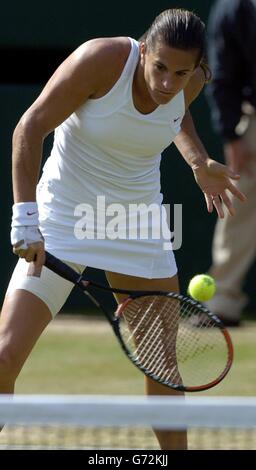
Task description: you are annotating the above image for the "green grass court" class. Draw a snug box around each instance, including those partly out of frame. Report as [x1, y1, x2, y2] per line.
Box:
[16, 314, 256, 396]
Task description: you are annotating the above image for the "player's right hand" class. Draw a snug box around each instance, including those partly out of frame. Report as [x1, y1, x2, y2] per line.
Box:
[11, 226, 45, 265]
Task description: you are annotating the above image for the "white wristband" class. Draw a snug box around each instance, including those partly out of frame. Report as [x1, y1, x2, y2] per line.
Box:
[12, 202, 39, 227]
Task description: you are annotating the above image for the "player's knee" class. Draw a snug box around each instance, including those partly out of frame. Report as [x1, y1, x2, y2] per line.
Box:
[0, 346, 21, 382]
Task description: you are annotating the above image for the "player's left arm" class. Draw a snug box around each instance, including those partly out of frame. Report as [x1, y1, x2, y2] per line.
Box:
[173, 67, 246, 218]
[174, 67, 209, 170]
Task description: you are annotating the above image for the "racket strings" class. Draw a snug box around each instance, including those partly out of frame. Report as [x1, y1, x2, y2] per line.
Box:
[121, 297, 181, 382]
[119, 295, 229, 388]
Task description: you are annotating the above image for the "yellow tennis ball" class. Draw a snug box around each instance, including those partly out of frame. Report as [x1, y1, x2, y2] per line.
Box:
[188, 274, 216, 302]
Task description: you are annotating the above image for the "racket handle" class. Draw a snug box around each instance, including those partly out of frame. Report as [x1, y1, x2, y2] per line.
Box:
[44, 251, 82, 285]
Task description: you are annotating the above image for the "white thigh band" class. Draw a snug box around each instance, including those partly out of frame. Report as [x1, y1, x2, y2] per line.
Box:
[6, 258, 85, 317]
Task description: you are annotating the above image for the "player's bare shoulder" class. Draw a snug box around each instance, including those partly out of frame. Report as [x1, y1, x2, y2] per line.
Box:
[73, 37, 132, 98]
[184, 66, 206, 109]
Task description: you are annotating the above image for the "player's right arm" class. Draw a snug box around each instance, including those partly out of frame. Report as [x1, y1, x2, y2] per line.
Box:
[13, 38, 128, 202]
[11, 37, 130, 265]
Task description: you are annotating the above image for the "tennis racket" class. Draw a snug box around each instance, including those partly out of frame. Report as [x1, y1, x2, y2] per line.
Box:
[44, 251, 233, 392]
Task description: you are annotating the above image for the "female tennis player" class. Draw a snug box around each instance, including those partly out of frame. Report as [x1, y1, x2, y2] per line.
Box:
[0, 9, 245, 449]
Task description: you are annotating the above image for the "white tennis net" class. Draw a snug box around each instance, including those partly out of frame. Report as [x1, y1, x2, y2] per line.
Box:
[0, 395, 256, 450]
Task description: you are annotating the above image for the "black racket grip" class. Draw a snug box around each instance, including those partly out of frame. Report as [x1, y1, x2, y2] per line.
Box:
[44, 251, 82, 286]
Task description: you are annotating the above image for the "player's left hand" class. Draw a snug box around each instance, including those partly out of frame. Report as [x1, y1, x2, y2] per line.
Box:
[192, 158, 246, 218]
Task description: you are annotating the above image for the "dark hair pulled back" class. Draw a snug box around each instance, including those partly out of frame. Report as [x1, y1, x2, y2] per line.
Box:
[144, 9, 211, 81]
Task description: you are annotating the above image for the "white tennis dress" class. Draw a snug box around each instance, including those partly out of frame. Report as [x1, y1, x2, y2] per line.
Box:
[37, 37, 185, 278]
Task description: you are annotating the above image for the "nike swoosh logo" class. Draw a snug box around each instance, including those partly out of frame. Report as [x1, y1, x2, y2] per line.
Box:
[27, 211, 38, 216]
[173, 117, 180, 122]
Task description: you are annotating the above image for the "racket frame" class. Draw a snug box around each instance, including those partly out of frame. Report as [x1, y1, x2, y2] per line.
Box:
[44, 251, 234, 392]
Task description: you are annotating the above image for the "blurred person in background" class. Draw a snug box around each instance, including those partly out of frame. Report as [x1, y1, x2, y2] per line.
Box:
[205, 0, 256, 326]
